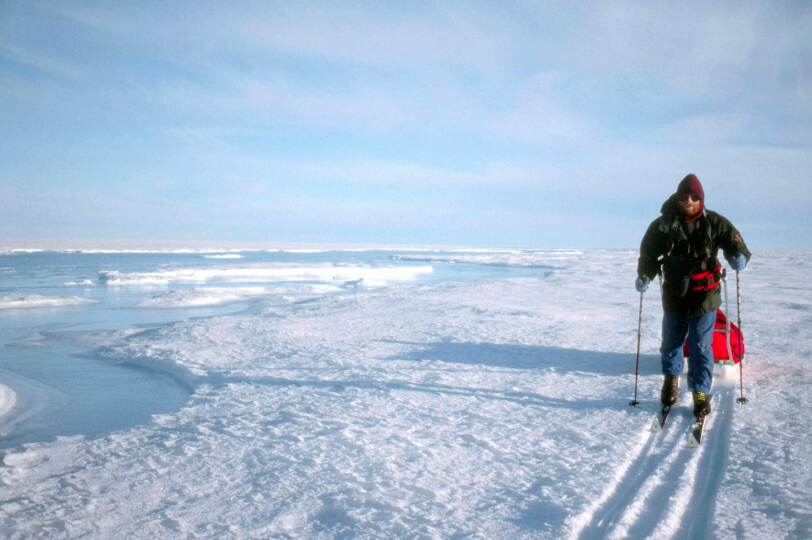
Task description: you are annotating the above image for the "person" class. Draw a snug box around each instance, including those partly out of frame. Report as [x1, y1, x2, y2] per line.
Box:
[635, 174, 750, 418]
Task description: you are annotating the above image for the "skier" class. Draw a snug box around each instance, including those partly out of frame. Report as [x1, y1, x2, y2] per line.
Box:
[636, 174, 750, 418]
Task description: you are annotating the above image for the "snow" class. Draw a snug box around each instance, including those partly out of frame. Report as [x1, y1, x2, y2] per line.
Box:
[1, 249, 811, 538]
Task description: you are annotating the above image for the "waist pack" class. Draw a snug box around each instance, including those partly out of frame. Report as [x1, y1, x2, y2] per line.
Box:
[689, 264, 724, 292]
[662, 257, 722, 297]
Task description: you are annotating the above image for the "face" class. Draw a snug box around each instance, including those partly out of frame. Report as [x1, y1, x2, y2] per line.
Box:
[678, 192, 701, 216]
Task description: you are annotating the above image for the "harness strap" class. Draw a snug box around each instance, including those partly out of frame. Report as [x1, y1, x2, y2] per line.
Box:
[689, 264, 724, 292]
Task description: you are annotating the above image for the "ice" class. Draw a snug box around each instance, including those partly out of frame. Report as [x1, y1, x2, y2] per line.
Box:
[136, 286, 273, 308]
[203, 254, 244, 259]
[97, 263, 433, 287]
[0, 384, 16, 419]
[1, 249, 811, 538]
[0, 249, 45, 254]
[134, 284, 349, 308]
[0, 294, 95, 310]
[392, 249, 584, 267]
[64, 279, 95, 286]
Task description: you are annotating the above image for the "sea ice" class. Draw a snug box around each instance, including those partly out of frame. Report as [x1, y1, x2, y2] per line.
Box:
[0, 249, 810, 539]
[0, 295, 95, 310]
[0, 384, 16, 419]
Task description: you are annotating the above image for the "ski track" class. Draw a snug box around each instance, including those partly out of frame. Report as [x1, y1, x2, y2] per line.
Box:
[574, 371, 737, 540]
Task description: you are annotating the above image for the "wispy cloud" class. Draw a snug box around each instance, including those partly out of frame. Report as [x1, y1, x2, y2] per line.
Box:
[1, 1, 810, 247]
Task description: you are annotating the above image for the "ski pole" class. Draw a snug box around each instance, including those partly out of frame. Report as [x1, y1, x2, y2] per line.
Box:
[630, 290, 644, 406]
[736, 270, 748, 404]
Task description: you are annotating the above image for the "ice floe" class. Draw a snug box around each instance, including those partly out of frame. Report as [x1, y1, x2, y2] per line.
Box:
[0, 384, 16, 419]
[137, 287, 275, 308]
[203, 254, 244, 259]
[0, 294, 95, 310]
[98, 264, 433, 287]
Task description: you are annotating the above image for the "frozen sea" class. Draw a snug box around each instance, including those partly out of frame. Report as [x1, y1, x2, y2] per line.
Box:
[0, 247, 810, 538]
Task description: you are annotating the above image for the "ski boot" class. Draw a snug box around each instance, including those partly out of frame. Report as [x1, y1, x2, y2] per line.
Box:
[660, 374, 679, 406]
[693, 391, 711, 418]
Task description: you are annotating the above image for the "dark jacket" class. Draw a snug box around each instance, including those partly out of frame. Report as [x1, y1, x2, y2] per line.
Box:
[638, 194, 751, 316]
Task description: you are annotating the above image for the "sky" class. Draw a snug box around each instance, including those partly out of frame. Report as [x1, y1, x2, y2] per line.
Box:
[1, 1, 811, 249]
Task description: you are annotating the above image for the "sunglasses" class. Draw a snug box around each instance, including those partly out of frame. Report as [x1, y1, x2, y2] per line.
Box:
[678, 192, 701, 203]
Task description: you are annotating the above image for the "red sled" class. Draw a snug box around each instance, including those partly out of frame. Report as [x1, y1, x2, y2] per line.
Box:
[683, 309, 745, 364]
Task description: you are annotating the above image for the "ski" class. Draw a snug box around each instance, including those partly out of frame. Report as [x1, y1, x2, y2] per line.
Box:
[687, 415, 706, 446]
[651, 404, 672, 432]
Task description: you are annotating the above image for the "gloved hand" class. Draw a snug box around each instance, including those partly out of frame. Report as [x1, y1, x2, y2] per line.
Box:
[727, 253, 747, 272]
[635, 276, 650, 293]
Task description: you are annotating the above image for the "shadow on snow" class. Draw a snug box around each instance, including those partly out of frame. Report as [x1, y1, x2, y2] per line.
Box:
[381, 339, 661, 377]
[197, 340, 662, 415]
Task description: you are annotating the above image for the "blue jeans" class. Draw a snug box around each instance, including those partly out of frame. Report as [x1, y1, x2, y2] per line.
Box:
[661, 310, 717, 394]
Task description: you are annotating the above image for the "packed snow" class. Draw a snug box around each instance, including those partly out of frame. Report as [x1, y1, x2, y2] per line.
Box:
[0, 248, 810, 538]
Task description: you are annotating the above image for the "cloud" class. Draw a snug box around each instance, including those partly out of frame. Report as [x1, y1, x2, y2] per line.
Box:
[571, 2, 810, 96]
[1, 1, 811, 247]
[55, 2, 524, 75]
[0, 44, 81, 81]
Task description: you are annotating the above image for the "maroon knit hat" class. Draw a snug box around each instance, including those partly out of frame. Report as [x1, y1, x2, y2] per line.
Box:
[677, 173, 704, 202]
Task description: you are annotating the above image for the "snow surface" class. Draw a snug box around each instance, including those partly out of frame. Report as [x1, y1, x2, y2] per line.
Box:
[1, 249, 811, 538]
